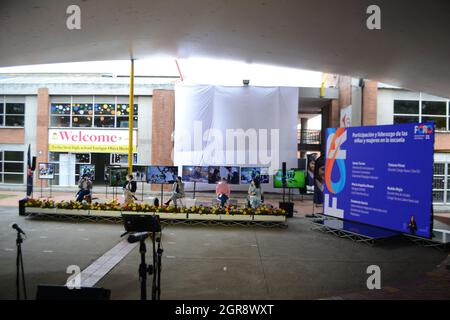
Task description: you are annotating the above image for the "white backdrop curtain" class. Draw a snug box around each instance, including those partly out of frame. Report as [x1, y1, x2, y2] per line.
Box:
[174, 84, 298, 192]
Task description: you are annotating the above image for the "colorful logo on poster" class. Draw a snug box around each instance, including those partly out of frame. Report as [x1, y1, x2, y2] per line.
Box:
[414, 124, 433, 135]
[325, 128, 347, 194]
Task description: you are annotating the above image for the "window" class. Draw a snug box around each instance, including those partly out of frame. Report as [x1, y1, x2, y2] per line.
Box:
[72, 103, 93, 127]
[48, 152, 91, 184]
[433, 163, 446, 203]
[111, 153, 137, 165]
[0, 97, 25, 127]
[393, 99, 449, 131]
[394, 100, 419, 114]
[0, 150, 24, 184]
[94, 103, 115, 127]
[50, 103, 71, 127]
[50, 97, 138, 128]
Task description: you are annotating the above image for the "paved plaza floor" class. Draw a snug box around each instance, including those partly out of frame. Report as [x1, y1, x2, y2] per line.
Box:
[0, 190, 449, 300]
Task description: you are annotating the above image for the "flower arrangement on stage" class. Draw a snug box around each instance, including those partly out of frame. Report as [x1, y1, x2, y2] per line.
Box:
[56, 200, 90, 210]
[24, 199, 286, 216]
[24, 198, 55, 209]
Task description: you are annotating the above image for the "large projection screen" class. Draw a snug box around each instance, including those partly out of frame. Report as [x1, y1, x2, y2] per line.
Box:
[323, 123, 434, 238]
[174, 85, 298, 178]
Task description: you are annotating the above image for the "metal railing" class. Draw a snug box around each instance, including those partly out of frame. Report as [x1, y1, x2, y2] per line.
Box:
[298, 129, 321, 145]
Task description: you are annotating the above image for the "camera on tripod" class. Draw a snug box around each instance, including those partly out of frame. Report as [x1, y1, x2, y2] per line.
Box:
[121, 213, 163, 300]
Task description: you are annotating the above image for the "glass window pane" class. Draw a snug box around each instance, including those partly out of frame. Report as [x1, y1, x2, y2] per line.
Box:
[72, 116, 92, 127]
[0, 152, 3, 161]
[51, 103, 71, 115]
[0, 103, 3, 114]
[5, 116, 24, 126]
[422, 116, 446, 130]
[116, 117, 129, 128]
[422, 101, 446, 115]
[75, 153, 90, 163]
[4, 162, 23, 173]
[4, 151, 23, 161]
[50, 116, 70, 127]
[434, 163, 445, 175]
[116, 104, 138, 116]
[72, 103, 93, 115]
[433, 190, 444, 202]
[4, 174, 23, 184]
[5, 103, 25, 114]
[94, 103, 115, 116]
[394, 115, 419, 124]
[49, 152, 61, 162]
[0, 116, 3, 126]
[433, 176, 445, 189]
[394, 100, 419, 114]
[0, 173, 3, 183]
[116, 116, 137, 128]
[112, 153, 137, 164]
[94, 116, 115, 127]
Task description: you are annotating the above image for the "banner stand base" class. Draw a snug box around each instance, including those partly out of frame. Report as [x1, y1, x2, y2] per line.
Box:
[404, 231, 450, 250]
[310, 217, 400, 246]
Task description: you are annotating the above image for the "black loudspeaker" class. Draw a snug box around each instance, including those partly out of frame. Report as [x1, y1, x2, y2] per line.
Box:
[122, 214, 161, 233]
[36, 285, 111, 300]
[279, 202, 294, 218]
[31, 156, 36, 171]
[282, 162, 287, 187]
[18, 198, 27, 216]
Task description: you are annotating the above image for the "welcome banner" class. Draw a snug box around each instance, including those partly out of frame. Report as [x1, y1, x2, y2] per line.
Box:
[48, 129, 137, 153]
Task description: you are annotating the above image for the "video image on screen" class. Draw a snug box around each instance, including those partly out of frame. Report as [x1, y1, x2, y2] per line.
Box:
[273, 169, 305, 188]
[109, 167, 128, 187]
[208, 166, 240, 184]
[80, 164, 95, 181]
[132, 165, 147, 182]
[146, 166, 178, 184]
[181, 166, 209, 183]
[240, 167, 269, 184]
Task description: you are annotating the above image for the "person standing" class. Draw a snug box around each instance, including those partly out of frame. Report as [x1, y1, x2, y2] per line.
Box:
[165, 176, 185, 207]
[76, 174, 92, 203]
[247, 177, 263, 209]
[123, 174, 137, 205]
[216, 177, 231, 207]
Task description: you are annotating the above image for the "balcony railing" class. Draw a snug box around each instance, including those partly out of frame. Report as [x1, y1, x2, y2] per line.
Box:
[298, 129, 321, 145]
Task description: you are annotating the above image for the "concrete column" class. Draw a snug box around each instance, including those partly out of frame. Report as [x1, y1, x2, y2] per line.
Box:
[151, 89, 175, 191]
[321, 99, 340, 153]
[338, 76, 352, 109]
[362, 80, 378, 126]
[36, 88, 49, 186]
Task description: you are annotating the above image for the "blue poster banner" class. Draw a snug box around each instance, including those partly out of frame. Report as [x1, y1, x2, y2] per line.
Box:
[324, 123, 434, 238]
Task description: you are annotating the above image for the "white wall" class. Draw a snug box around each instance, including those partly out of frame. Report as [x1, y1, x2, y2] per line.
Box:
[377, 89, 421, 125]
[136, 96, 152, 165]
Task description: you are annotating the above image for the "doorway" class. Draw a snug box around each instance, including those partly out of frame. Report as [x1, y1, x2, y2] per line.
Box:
[91, 153, 110, 184]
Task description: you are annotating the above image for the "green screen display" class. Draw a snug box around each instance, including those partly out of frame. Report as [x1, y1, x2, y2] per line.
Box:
[273, 169, 305, 188]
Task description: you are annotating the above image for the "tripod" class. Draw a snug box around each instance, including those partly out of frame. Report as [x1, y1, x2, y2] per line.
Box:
[122, 214, 163, 300]
[15, 230, 27, 300]
[133, 231, 163, 300]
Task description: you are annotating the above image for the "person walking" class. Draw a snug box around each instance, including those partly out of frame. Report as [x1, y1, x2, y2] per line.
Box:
[165, 176, 185, 207]
[216, 177, 231, 207]
[123, 174, 137, 205]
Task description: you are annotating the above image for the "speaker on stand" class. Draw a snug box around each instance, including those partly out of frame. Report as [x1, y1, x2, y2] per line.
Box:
[279, 162, 294, 218]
